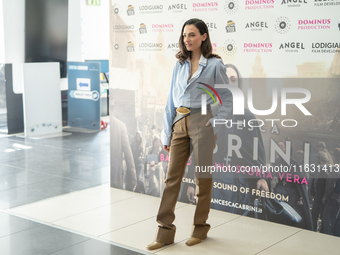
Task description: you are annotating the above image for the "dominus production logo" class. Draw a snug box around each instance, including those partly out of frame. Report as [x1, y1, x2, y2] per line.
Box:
[279, 42, 305, 52]
[151, 24, 174, 32]
[139, 5, 163, 14]
[298, 19, 331, 30]
[311, 42, 340, 53]
[226, 20, 236, 33]
[139, 23, 147, 34]
[314, 0, 340, 7]
[168, 3, 187, 12]
[192, 2, 218, 12]
[245, 21, 269, 31]
[223, 40, 237, 56]
[244, 43, 273, 53]
[224, 0, 239, 14]
[281, 0, 307, 7]
[127, 5, 135, 15]
[275, 16, 291, 34]
[245, 0, 274, 10]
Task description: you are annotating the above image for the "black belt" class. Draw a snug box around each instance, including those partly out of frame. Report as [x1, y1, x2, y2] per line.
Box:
[172, 105, 211, 126]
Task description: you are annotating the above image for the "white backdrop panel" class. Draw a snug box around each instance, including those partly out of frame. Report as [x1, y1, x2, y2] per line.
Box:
[23, 63, 62, 137]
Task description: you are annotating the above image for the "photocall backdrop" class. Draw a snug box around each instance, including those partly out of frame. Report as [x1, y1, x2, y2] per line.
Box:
[109, 0, 340, 236]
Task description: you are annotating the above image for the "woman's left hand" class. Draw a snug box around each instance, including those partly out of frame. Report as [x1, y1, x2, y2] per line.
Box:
[205, 121, 211, 126]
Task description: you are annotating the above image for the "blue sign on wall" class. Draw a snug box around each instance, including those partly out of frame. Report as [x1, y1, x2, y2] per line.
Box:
[67, 62, 101, 130]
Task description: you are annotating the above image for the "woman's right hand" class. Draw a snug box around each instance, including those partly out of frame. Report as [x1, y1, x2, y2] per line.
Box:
[164, 145, 170, 153]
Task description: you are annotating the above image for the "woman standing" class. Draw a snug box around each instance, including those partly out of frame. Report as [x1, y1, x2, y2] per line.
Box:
[147, 18, 231, 250]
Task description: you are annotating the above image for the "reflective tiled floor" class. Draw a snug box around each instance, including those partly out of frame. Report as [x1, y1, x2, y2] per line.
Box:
[0, 126, 144, 254]
[1, 126, 340, 255]
[0, 128, 111, 211]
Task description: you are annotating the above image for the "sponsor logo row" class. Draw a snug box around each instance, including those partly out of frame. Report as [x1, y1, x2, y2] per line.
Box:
[115, 41, 340, 55]
[113, 0, 340, 15]
[113, 18, 340, 34]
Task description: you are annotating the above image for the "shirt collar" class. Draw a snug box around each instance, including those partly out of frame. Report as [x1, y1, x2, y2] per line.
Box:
[199, 54, 207, 67]
[185, 54, 207, 67]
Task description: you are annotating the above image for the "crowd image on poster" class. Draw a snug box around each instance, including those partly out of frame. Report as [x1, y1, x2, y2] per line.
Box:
[109, 1, 340, 237]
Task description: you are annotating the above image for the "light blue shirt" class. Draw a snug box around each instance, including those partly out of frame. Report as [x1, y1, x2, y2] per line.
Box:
[161, 54, 232, 146]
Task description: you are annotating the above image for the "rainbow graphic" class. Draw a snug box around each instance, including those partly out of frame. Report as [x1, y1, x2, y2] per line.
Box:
[197, 82, 222, 106]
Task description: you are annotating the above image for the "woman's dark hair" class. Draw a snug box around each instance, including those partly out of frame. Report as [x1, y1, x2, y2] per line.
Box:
[176, 18, 221, 64]
[225, 64, 243, 90]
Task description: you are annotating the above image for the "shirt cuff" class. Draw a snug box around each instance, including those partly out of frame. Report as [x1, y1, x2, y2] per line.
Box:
[161, 129, 172, 146]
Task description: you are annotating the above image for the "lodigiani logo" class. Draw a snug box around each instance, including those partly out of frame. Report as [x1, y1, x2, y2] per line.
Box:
[275, 17, 291, 34]
[281, 0, 307, 7]
[127, 42, 135, 52]
[168, 3, 187, 12]
[139, 5, 163, 14]
[113, 24, 134, 33]
[311, 42, 340, 53]
[139, 23, 147, 34]
[298, 19, 331, 30]
[244, 43, 273, 53]
[192, 2, 218, 12]
[245, 0, 274, 10]
[127, 5, 135, 15]
[226, 20, 236, 33]
[224, 0, 239, 14]
[138, 42, 163, 52]
[223, 40, 237, 56]
[279, 42, 305, 52]
[314, 0, 340, 7]
[245, 21, 269, 31]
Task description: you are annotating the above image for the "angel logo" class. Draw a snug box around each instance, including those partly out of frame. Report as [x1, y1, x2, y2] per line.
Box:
[275, 16, 291, 34]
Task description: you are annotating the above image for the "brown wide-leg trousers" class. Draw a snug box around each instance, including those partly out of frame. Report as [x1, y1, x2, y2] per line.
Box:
[155, 110, 217, 244]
